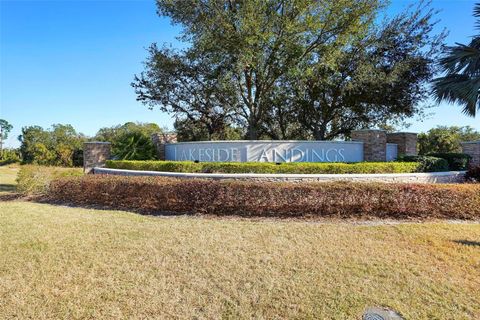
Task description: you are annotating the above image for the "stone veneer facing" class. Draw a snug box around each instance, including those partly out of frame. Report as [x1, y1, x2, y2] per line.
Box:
[462, 141, 480, 166]
[83, 142, 111, 173]
[351, 129, 387, 162]
[386, 132, 418, 156]
[151, 133, 177, 160]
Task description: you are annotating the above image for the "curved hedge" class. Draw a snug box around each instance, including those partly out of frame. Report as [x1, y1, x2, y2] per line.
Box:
[397, 155, 449, 172]
[49, 175, 480, 219]
[105, 160, 421, 174]
[428, 153, 471, 171]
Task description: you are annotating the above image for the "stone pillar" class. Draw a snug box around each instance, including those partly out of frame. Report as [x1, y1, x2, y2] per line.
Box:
[386, 132, 418, 156]
[151, 133, 177, 160]
[83, 142, 111, 173]
[461, 141, 480, 166]
[351, 129, 387, 162]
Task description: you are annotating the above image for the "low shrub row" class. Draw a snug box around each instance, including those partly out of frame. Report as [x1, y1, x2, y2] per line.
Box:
[48, 175, 480, 219]
[16, 165, 83, 195]
[105, 160, 421, 174]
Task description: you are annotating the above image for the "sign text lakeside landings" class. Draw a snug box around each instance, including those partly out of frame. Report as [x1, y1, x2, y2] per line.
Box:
[165, 141, 367, 163]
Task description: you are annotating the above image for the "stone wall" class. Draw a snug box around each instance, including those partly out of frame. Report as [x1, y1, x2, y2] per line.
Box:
[351, 130, 387, 161]
[83, 142, 111, 173]
[386, 132, 417, 156]
[151, 133, 178, 160]
[93, 167, 466, 184]
[462, 141, 480, 166]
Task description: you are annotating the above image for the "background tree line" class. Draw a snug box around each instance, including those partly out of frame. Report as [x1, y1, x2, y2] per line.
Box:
[0, 121, 163, 167]
[1, 117, 479, 167]
[133, 0, 446, 141]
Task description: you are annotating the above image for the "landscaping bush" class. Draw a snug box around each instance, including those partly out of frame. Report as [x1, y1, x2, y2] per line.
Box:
[398, 155, 449, 172]
[0, 149, 21, 166]
[94, 122, 160, 160]
[427, 153, 471, 171]
[16, 165, 83, 195]
[105, 160, 421, 174]
[465, 165, 480, 182]
[48, 175, 480, 219]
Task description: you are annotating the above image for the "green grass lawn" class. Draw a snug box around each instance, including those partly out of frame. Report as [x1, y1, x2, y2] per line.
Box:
[0, 165, 479, 319]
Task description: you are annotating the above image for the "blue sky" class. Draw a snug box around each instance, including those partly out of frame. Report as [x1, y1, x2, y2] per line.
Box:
[1, 0, 479, 148]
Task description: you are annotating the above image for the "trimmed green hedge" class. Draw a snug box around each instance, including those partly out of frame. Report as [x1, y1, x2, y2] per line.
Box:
[428, 153, 471, 171]
[105, 160, 421, 174]
[397, 155, 449, 172]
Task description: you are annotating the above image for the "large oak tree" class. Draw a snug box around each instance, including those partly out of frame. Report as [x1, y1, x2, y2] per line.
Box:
[290, 4, 445, 140]
[134, 0, 444, 140]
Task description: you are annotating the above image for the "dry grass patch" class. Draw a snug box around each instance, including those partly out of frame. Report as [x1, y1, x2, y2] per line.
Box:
[0, 164, 19, 194]
[16, 165, 83, 195]
[1, 201, 479, 319]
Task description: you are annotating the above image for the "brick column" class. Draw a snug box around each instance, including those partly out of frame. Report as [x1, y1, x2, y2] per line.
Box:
[461, 141, 480, 166]
[386, 132, 418, 156]
[151, 133, 177, 160]
[351, 129, 387, 162]
[83, 142, 111, 173]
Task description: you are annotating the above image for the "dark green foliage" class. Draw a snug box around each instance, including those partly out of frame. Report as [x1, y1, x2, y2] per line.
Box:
[174, 118, 244, 142]
[466, 165, 480, 182]
[398, 155, 449, 172]
[292, 3, 445, 140]
[428, 153, 471, 171]
[134, 1, 444, 140]
[432, 3, 480, 117]
[18, 124, 86, 167]
[72, 149, 84, 167]
[106, 160, 421, 174]
[114, 131, 156, 160]
[94, 122, 160, 160]
[49, 175, 480, 219]
[418, 126, 480, 154]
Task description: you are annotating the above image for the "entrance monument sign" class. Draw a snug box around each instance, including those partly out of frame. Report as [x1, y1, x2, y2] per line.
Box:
[84, 130, 419, 172]
[165, 141, 364, 163]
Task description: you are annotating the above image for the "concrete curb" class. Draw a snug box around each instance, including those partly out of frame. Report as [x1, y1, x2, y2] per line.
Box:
[93, 167, 466, 184]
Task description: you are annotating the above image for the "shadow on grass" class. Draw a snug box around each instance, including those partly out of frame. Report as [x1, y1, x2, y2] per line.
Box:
[35, 198, 187, 217]
[0, 184, 16, 192]
[453, 240, 480, 247]
[0, 193, 22, 201]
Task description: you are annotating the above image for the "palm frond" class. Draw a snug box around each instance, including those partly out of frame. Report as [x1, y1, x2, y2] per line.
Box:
[439, 41, 480, 75]
[474, 3, 480, 30]
[432, 2, 480, 117]
[432, 74, 480, 117]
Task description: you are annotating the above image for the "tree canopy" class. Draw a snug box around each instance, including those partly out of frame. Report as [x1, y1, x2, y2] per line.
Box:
[134, 0, 445, 140]
[18, 124, 86, 167]
[418, 125, 480, 154]
[0, 119, 13, 152]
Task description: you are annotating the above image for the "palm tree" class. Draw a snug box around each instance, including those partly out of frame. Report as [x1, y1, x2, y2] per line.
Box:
[432, 3, 480, 117]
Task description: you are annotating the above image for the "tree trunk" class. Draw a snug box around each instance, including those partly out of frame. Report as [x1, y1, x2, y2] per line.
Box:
[247, 120, 259, 140]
